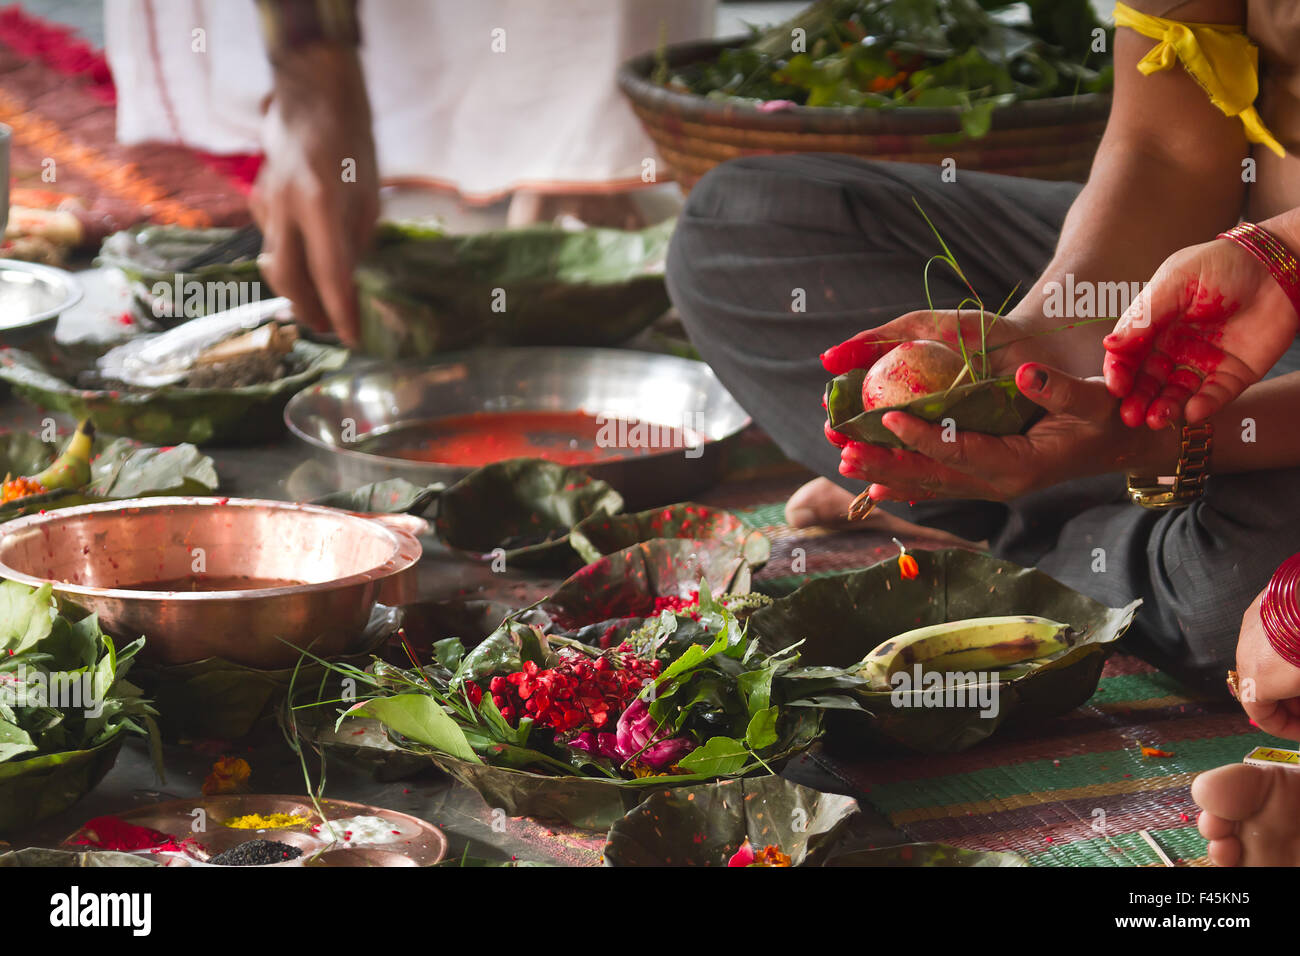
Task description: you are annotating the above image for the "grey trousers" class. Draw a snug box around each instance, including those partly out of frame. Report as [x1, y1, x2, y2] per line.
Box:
[666, 154, 1300, 688]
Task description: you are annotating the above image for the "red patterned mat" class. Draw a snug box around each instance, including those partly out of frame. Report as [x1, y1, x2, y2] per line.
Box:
[0, 4, 256, 235]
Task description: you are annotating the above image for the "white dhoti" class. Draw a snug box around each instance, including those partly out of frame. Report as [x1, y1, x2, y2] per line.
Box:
[104, 0, 716, 202]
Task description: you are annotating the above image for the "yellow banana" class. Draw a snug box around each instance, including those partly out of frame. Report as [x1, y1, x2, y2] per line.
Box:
[858, 615, 1075, 691]
[29, 419, 95, 491]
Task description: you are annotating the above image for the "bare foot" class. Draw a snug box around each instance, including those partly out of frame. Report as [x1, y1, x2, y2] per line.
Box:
[505, 190, 646, 230]
[785, 477, 855, 528]
[784, 477, 986, 549]
[1193, 762, 1300, 865]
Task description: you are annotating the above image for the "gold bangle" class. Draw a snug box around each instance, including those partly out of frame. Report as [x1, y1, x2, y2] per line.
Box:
[1126, 423, 1213, 509]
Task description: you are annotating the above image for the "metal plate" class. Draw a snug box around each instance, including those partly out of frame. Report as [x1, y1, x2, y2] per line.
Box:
[0, 497, 422, 668]
[0, 259, 82, 345]
[62, 795, 448, 867]
[283, 347, 751, 509]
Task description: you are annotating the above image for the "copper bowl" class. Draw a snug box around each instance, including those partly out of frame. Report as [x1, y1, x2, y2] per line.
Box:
[0, 497, 422, 668]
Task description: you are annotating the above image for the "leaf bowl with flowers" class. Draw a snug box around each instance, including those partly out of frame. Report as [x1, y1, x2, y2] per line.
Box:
[290, 546, 866, 829]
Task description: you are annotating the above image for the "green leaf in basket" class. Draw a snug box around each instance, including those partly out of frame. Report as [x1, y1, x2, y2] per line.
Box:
[825, 369, 1043, 449]
[675, 735, 750, 776]
[435, 458, 623, 569]
[349, 693, 482, 764]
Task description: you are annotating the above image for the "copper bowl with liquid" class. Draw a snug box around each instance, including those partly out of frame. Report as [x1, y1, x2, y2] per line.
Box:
[0, 497, 422, 668]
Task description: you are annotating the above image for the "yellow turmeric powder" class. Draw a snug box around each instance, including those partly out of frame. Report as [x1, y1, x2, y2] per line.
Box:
[222, 812, 310, 830]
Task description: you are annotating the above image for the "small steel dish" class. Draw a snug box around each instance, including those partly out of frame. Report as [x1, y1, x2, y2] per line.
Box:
[0, 259, 82, 346]
[283, 346, 751, 508]
[0, 497, 422, 669]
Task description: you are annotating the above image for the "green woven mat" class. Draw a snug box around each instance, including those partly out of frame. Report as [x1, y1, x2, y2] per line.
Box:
[709, 491, 1285, 868]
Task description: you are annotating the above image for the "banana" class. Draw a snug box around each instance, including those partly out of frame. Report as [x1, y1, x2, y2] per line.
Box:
[2, 420, 96, 503]
[30, 419, 96, 490]
[858, 615, 1075, 691]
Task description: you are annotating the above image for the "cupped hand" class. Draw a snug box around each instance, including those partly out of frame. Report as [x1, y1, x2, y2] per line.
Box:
[1102, 238, 1299, 429]
[250, 46, 379, 347]
[822, 308, 1040, 447]
[1236, 589, 1300, 741]
[838, 363, 1145, 503]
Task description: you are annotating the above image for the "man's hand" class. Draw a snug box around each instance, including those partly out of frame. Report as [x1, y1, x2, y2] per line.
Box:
[837, 363, 1156, 503]
[1103, 238, 1299, 429]
[250, 45, 378, 346]
[1236, 589, 1300, 741]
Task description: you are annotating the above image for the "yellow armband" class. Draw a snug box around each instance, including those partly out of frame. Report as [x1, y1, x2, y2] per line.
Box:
[1114, 1, 1285, 157]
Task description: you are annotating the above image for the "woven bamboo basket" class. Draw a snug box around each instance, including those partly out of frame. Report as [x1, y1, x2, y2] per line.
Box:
[618, 38, 1111, 192]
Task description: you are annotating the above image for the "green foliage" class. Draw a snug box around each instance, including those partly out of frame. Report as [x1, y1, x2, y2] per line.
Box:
[671, 0, 1112, 139]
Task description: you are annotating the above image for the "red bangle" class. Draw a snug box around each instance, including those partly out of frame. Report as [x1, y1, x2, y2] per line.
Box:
[1218, 223, 1300, 322]
[1260, 553, 1300, 668]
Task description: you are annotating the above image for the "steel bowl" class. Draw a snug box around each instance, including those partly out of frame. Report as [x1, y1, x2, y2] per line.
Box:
[283, 347, 751, 508]
[0, 497, 422, 668]
[0, 259, 82, 347]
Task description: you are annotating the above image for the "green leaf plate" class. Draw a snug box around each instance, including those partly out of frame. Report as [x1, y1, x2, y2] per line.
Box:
[825, 368, 1043, 449]
[97, 225, 262, 324]
[434, 458, 623, 569]
[0, 738, 123, 835]
[603, 775, 859, 866]
[542, 537, 756, 631]
[746, 549, 1140, 753]
[0, 432, 218, 524]
[569, 502, 770, 569]
[0, 847, 159, 867]
[356, 220, 673, 358]
[0, 340, 348, 446]
[134, 605, 400, 741]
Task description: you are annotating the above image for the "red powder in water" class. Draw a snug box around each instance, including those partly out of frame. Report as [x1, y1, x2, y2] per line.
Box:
[368, 410, 703, 468]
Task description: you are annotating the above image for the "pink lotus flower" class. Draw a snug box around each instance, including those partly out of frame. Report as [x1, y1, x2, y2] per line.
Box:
[567, 698, 694, 770]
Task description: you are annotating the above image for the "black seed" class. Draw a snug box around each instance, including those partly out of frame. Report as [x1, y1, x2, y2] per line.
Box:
[210, 839, 303, 866]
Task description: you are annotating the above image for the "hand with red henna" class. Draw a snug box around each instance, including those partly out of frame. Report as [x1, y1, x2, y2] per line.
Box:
[1102, 238, 1299, 429]
[821, 308, 1063, 449]
[837, 364, 1149, 503]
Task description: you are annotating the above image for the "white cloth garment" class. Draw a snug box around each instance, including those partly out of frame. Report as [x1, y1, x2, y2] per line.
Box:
[105, 0, 715, 201]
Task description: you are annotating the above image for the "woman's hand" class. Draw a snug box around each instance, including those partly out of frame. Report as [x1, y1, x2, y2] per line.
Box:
[1236, 589, 1300, 741]
[1102, 238, 1299, 429]
[837, 363, 1152, 503]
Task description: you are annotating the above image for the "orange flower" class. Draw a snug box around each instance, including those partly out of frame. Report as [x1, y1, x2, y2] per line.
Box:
[0, 477, 47, 504]
[1140, 745, 1175, 759]
[202, 756, 251, 795]
[898, 554, 919, 579]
